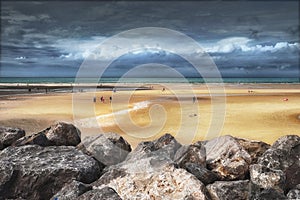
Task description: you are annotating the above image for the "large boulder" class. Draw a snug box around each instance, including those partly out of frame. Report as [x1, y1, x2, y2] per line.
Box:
[287, 184, 300, 200]
[0, 127, 25, 150]
[125, 134, 181, 162]
[77, 133, 131, 166]
[174, 141, 206, 168]
[207, 180, 250, 200]
[152, 133, 182, 160]
[204, 135, 251, 180]
[94, 164, 210, 200]
[184, 163, 218, 185]
[14, 122, 81, 147]
[92, 135, 209, 199]
[252, 188, 287, 200]
[0, 145, 101, 200]
[77, 187, 122, 200]
[235, 137, 270, 164]
[249, 135, 299, 198]
[257, 135, 300, 191]
[51, 180, 92, 200]
[250, 164, 286, 192]
[45, 122, 81, 146]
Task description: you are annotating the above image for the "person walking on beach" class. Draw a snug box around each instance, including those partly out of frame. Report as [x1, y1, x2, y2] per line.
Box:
[100, 96, 104, 103]
[93, 97, 96, 103]
[109, 96, 112, 103]
[193, 96, 196, 103]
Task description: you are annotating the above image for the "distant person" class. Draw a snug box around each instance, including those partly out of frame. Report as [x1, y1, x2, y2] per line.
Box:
[113, 88, 116, 93]
[93, 97, 96, 103]
[162, 87, 165, 92]
[109, 96, 112, 103]
[193, 96, 196, 103]
[100, 96, 103, 103]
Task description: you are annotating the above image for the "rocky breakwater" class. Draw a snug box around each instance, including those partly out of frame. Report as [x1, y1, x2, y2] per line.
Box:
[0, 122, 299, 200]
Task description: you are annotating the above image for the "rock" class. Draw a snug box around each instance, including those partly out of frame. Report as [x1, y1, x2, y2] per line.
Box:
[77, 187, 122, 200]
[235, 137, 270, 164]
[94, 164, 210, 200]
[252, 188, 287, 200]
[124, 141, 156, 161]
[207, 180, 250, 200]
[45, 122, 81, 146]
[204, 135, 251, 180]
[13, 129, 51, 147]
[125, 134, 181, 163]
[0, 127, 25, 150]
[250, 164, 286, 192]
[184, 163, 218, 185]
[78, 133, 131, 166]
[0, 145, 101, 200]
[258, 135, 300, 191]
[152, 133, 182, 160]
[174, 141, 206, 168]
[51, 180, 92, 200]
[13, 122, 81, 147]
[287, 184, 300, 200]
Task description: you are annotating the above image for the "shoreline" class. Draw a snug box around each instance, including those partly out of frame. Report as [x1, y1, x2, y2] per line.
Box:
[1, 82, 300, 147]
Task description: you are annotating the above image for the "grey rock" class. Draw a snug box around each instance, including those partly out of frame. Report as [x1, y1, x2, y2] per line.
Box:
[250, 164, 286, 192]
[14, 122, 81, 147]
[13, 129, 51, 147]
[78, 133, 131, 166]
[77, 187, 122, 200]
[204, 135, 251, 180]
[125, 134, 181, 163]
[51, 180, 92, 200]
[287, 184, 300, 200]
[0, 145, 101, 200]
[252, 188, 287, 200]
[45, 122, 81, 146]
[152, 133, 182, 160]
[0, 127, 25, 150]
[185, 163, 218, 185]
[94, 164, 210, 200]
[207, 180, 250, 200]
[258, 135, 300, 191]
[235, 137, 270, 164]
[174, 141, 206, 168]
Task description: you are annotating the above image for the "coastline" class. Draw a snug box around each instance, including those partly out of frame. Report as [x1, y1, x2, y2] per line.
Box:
[1, 82, 300, 148]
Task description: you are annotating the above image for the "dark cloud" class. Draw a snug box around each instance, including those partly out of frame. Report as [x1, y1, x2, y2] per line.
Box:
[1, 1, 299, 77]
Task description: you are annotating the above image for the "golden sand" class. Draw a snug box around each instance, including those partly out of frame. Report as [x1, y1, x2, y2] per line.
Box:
[0, 83, 300, 148]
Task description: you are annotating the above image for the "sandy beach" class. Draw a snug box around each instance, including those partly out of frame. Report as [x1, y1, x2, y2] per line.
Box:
[0, 83, 300, 148]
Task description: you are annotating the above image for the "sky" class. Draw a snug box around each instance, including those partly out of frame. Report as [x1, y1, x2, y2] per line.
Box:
[0, 0, 299, 78]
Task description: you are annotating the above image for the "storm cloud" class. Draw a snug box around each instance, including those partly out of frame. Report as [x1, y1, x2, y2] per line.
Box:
[0, 1, 299, 77]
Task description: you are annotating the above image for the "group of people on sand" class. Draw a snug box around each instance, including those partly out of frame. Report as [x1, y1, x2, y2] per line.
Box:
[93, 96, 112, 103]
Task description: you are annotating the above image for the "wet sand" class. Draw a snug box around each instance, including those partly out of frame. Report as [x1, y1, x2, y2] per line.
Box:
[0, 83, 300, 148]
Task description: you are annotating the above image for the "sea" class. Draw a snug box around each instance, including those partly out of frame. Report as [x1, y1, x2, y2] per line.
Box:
[0, 77, 299, 84]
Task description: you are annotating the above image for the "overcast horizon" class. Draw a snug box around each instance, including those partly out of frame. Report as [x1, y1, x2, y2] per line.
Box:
[1, 1, 299, 78]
